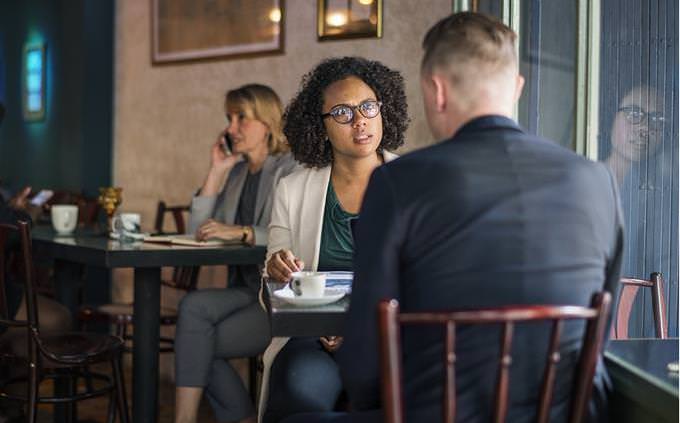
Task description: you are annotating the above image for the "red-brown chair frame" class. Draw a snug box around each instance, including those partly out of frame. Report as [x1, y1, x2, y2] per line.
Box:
[378, 292, 611, 423]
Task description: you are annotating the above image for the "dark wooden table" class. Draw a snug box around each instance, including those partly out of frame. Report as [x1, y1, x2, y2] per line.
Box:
[605, 339, 679, 423]
[265, 280, 349, 337]
[32, 227, 266, 423]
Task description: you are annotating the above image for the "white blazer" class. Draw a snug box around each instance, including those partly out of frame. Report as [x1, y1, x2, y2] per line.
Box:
[257, 151, 398, 419]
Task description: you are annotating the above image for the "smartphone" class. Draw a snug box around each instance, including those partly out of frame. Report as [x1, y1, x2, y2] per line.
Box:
[221, 134, 233, 156]
[30, 189, 54, 206]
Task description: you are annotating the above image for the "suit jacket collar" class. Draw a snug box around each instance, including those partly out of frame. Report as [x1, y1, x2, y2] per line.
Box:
[223, 155, 278, 225]
[451, 115, 523, 140]
[254, 155, 278, 223]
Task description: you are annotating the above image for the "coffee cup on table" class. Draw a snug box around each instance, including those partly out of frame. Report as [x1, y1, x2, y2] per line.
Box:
[51, 205, 78, 235]
[289, 271, 326, 298]
[111, 212, 141, 241]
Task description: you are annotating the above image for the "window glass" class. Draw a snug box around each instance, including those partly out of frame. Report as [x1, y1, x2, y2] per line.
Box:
[517, 0, 577, 149]
[598, 0, 678, 337]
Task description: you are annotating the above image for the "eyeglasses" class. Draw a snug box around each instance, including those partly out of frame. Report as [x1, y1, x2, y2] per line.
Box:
[321, 100, 382, 124]
[618, 106, 665, 130]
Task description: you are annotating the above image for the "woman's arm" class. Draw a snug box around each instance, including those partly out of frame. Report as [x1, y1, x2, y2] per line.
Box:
[188, 135, 242, 234]
[264, 179, 304, 281]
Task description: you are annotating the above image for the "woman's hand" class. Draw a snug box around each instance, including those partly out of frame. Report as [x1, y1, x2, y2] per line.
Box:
[266, 249, 304, 282]
[195, 219, 242, 242]
[209, 131, 242, 172]
[320, 336, 343, 353]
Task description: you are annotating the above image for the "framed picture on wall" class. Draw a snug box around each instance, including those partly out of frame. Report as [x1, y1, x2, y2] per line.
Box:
[152, 0, 285, 63]
[317, 0, 382, 41]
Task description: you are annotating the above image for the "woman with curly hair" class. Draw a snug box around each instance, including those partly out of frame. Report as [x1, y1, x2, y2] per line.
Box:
[261, 57, 409, 423]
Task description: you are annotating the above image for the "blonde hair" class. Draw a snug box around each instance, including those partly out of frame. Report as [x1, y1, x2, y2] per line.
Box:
[422, 12, 517, 88]
[225, 84, 289, 155]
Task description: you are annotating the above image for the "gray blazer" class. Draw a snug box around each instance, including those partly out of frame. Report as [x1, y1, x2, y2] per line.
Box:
[188, 152, 298, 246]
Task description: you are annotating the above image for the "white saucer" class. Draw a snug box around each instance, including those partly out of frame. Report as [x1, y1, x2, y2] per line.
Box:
[273, 287, 346, 307]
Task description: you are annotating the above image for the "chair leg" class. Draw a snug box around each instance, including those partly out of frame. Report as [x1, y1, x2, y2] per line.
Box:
[83, 365, 95, 393]
[27, 362, 39, 423]
[112, 356, 130, 423]
[106, 391, 117, 423]
[66, 374, 78, 423]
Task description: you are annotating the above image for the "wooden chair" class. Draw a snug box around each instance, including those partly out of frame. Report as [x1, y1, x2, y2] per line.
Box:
[153, 201, 190, 235]
[77, 201, 199, 352]
[611, 272, 667, 339]
[378, 292, 611, 423]
[0, 221, 129, 423]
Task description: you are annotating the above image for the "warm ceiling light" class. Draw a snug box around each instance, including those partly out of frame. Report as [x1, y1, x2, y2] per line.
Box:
[358, 0, 374, 5]
[326, 12, 348, 27]
[269, 8, 281, 23]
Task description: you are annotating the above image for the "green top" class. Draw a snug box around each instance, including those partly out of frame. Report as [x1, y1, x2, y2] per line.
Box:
[318, 181, 358, 272]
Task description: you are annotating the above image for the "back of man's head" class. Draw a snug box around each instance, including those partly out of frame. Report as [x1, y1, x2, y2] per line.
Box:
[422, 12, 519, 110]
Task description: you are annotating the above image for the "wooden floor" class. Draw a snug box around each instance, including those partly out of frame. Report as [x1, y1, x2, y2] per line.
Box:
[25, 357, 252, 422]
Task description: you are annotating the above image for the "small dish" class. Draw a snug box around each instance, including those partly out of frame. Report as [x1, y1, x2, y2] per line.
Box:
[273, 287, 346, 307]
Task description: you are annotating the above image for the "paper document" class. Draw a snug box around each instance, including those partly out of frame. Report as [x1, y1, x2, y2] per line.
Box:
[143, 234, 240, 247]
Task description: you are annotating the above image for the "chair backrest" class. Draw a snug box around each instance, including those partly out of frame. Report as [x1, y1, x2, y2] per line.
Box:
[378, 292, 611, 423]
[612, 272, 667, 339]
[153, 201, 199, 291]
[154, 201, 190, 235]
[0, 221, 40, 335]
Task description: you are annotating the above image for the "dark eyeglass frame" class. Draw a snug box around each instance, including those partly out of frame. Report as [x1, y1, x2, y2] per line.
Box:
[321, 100, 383, 124]
[618, 105, 665, 128]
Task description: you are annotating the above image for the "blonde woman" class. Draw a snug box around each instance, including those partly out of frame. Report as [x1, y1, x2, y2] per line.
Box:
[175, 84, 297, 423]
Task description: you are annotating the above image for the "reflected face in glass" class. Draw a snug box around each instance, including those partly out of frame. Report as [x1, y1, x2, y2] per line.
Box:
[224, 105, 270, 155]
[321, 76, 383, 161]
[611, 86, 664, 163]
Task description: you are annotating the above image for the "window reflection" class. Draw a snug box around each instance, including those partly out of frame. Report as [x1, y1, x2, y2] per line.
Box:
[598, 0, 678, 337]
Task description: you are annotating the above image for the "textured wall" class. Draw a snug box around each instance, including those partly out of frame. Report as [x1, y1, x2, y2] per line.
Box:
[113, 0, 451, 227]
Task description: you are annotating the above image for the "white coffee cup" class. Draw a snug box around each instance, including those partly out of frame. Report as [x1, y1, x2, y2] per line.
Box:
[289, 271, 326, 298]
[51, 205, 79, 235]
[112, 212, 141, 240]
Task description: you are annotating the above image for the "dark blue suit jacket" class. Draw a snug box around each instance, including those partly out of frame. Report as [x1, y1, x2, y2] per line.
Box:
[338, 116, 623, 422]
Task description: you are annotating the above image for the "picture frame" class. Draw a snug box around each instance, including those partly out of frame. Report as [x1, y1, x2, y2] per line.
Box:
[152, 0, 285, 63]
[317, 0, 382, 41]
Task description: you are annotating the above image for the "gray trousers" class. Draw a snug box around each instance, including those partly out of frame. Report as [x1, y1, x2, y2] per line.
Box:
[175, 286, 270, 423]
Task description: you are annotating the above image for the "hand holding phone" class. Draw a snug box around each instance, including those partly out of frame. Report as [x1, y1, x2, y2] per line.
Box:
[30, 189, 54, 207]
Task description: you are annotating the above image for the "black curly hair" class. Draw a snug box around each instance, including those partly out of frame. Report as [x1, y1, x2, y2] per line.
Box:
[283, 56, 409, 167]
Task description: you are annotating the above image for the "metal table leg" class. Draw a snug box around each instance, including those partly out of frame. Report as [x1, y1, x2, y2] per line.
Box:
[132, 267, 161, 423]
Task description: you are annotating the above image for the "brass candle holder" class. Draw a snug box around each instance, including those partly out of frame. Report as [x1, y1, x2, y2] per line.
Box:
[98, 187, 122, 233]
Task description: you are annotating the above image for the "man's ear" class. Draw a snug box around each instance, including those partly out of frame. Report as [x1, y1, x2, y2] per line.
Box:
[514, 74, 525, 102]
[432, 74, 448, 113]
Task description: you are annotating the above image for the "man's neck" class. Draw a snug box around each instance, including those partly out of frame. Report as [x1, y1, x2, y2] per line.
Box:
[445, 105, 514, 140]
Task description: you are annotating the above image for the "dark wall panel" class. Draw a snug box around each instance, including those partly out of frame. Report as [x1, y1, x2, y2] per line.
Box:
[0, 0, 113, 198]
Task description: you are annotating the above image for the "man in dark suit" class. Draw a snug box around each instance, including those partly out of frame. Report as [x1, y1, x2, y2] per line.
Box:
[336, 12, 623, 423]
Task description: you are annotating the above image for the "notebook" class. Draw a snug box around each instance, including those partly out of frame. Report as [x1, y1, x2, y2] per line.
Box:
[143, 234, 240, 247]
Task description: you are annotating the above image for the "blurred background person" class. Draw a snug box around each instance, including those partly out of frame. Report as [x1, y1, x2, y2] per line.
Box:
[174, 84, 297, 423]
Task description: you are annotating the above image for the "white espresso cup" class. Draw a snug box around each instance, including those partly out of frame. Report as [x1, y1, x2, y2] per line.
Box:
[51, 205, 79, 235]
[289, 271, 327, 298]
[112, 212, 141, 240]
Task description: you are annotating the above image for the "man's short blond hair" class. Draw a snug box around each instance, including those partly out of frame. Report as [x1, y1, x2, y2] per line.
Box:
[422, 12, 517, 87]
